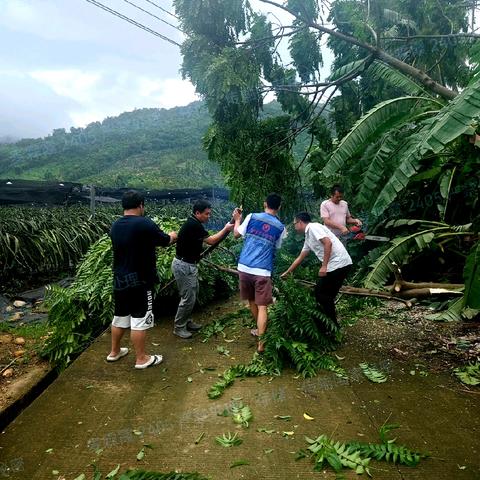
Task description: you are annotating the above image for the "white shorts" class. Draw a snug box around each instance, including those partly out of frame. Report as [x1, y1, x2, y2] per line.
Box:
[112, 311, 154, 331]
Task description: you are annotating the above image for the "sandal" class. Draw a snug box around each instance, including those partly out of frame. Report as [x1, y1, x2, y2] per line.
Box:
[250, 328, 259, 337]
[106, 347, 129, 362]
[135, 354, 163, 369]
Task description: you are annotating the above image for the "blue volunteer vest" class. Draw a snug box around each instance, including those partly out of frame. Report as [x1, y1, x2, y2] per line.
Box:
[239, 212, 285, 272]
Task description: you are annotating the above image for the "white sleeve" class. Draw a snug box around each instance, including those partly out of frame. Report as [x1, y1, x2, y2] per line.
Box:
[301, 239, 311, 252]
[311, 223, 328, 241]
[237, 213, 252, 237]
[275, 227, 287, 249]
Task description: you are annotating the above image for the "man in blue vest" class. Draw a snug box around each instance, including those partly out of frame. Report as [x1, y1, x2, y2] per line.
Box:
[233, 193, 286, 353]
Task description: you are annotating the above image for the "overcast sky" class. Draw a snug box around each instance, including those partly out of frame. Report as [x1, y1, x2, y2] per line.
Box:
[0, 0, 332, 140]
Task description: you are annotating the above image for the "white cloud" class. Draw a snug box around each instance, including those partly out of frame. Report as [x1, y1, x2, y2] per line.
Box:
[30, 70, 101, 104]
[28, 68, 198, 128]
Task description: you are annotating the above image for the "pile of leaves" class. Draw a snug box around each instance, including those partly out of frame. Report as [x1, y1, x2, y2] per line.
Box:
[208, 279, 345, 398]
[297, 424, 427, 475]
[453, 362, 480, 386]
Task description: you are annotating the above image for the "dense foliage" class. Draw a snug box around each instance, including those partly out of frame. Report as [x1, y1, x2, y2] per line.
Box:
[0, 206, 112, 291]
[43, 216, 237, 368]
[207, 279, 345, 399]
[174, 0, 479, 319]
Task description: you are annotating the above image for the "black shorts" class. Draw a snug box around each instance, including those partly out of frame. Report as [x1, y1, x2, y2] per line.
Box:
[113, 287, 154, 330]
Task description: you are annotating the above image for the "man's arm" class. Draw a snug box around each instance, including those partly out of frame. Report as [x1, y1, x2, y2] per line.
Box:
[168, 232, 177, 245]
[346, 214, 362, 226]
[280, 249, 310, 278]
[322, 216, 348, 234]
[204, 222, 234, 246]
[233, 210, 249, 239]
[319, 237, 332, 277]
[150, 220, 177, 247]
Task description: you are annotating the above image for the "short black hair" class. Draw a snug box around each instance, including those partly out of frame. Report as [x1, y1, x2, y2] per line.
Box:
[122, 190, 144, 210]
[331, 184, 343, 195]
[295, 212, 311, 223]
[266, 193, 282, 210]
[193, 199, 211, 214]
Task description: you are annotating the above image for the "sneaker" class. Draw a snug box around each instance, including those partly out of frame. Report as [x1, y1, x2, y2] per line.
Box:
[173, 328, 192, 339]
[187, 320, 202, 331]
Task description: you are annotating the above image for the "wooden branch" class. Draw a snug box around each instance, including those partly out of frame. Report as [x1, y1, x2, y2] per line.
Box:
[388, 280, 464, 292]
[394, 287, 464, 299]
[258, 0, 457, 100]
[202, 259, 239, 276]
[295, 280, 413, 307]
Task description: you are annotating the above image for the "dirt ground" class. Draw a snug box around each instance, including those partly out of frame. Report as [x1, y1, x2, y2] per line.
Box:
[0, 295, 50, 414]
[0, 295, 479, 479]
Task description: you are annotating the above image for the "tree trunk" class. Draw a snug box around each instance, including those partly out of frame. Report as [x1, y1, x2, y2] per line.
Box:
[390, 280, 464, 292]
[259, 0, 457, 100]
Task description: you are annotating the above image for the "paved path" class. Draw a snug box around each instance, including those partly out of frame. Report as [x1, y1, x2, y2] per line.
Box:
[1, 298, 479, 479]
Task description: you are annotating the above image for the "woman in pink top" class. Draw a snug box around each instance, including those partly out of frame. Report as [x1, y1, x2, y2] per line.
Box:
[320, 185, 362, 239]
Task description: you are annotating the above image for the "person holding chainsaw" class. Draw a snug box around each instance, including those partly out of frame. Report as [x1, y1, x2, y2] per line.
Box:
[320, 185, 362, 243]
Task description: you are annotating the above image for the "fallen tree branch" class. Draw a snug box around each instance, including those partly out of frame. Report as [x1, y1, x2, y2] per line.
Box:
[289, 280, 414, 307]
[390, 280, 464, 292]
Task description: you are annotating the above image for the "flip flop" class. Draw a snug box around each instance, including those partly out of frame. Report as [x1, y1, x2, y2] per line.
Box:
[106, 347, 129, 362]
[135, 354, 163, 369]
[250, 328, 258, 337]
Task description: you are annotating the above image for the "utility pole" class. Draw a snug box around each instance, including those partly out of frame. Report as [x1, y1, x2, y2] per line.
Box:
[90, 185, 96, 217]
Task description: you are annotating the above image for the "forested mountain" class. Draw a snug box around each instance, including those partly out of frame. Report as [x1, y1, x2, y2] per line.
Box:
[0, 101, 312, 190]
[0, 101, 222, 189]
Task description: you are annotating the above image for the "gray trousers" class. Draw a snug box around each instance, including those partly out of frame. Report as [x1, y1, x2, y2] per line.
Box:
[172, 257, 199, 330]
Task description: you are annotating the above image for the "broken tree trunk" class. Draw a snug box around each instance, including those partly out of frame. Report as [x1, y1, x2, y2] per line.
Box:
[390, 280, 464, 292]
[295, 280, 414, 307]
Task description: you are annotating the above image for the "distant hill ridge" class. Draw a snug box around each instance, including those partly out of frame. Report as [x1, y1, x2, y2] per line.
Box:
[0, 100, 312, 190]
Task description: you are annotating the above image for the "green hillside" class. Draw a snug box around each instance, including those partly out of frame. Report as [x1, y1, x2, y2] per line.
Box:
[0, 101, 315, 190]
[0, 102, 222, 189]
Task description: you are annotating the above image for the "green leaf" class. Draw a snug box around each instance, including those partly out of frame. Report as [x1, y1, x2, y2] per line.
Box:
[359, 363, 388, 383]
[453, 363, 480, 386]
[372, 72, 480, 216]
[368, 60, 429, 97]
[106, 465, 120, 479]
[230, 459, 250, 468]
[274, 415, 291, 420]
[323, 96, 441, 177]
[364, 226, 450, 289]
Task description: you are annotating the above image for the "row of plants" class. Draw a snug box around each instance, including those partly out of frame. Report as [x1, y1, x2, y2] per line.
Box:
[0, 201, 235, 292]
[0, 206, 112, 291]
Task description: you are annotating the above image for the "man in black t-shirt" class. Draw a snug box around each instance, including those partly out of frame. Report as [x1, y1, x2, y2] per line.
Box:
[172, 199, 234, 338]
[108, 191, 177, 369]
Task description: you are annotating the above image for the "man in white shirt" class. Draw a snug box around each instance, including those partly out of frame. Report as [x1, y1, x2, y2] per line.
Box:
[281, 212, 352, 326]
[320, 185, 362, 241]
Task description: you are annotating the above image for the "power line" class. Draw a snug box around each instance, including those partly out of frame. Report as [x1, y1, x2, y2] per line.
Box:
[143, 0, 179, 20]
[84, 0, 181, 47]
[121, 0, 183, 33]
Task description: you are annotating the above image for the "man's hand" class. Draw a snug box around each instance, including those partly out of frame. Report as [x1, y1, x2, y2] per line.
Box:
[168, 231, 178, 244]
[319, 266, 327, 277]
[225, 222, 235, 232]
[354, 218, 362, 226]
[232, 208, 242, 222]
[340, 226, 349, 235]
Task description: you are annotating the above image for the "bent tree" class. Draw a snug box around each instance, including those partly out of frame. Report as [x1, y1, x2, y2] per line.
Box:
[174, 0, 479, 318]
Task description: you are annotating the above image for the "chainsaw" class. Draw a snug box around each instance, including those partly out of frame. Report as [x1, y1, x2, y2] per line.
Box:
[345, 225, 389, 242]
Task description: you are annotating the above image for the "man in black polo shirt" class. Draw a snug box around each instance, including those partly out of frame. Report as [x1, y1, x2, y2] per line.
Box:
[108, 190, 177, 368]
[172, 199, 234, 338]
